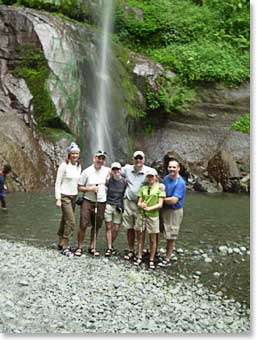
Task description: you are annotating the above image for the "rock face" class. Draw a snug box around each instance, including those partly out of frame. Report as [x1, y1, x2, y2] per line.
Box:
[131, 55, 249, 192]
[0, 7, 71, 191]
[0, 6, 250, 193]
[0, 6, 133, 190]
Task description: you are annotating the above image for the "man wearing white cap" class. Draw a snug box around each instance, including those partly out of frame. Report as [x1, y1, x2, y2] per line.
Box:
[121, 151, 152, 260]
[74, 150, 109, 257]
[104, 162, 127, 256]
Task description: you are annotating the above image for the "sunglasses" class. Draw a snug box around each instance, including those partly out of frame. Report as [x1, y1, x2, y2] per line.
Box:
[112, 168, 120, 171]
[134, 156, 143, 160]
[97, 156, 106, 161]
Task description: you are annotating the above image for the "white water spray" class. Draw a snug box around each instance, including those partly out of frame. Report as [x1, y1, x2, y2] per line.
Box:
[95, 0, 114, 160]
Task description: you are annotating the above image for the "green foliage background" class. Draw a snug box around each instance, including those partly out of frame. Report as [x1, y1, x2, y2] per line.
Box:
[0, 0, 250, 133]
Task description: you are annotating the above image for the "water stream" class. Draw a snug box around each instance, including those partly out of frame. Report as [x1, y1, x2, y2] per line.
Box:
[93, 0, 114, 160]
[0, 191, 250, 305]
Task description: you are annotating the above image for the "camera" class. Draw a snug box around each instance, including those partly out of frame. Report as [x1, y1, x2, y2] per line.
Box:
[116, 206, 124, 213]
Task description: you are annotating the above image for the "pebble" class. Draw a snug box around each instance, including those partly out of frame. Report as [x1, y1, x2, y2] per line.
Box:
[0, 239, 250, 334]
[213, 272, 221, 277]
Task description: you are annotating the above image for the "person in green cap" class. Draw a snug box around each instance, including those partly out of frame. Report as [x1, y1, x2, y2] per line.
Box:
[134, 168, 166, 269]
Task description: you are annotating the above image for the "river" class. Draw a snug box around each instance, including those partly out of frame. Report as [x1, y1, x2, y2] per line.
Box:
[0, 191, 250, 306]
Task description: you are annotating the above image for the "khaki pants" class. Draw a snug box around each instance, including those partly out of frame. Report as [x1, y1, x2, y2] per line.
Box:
[161, 208, 183, 240]
[57, 194, 77, 240]
[122, 199, 139, 230]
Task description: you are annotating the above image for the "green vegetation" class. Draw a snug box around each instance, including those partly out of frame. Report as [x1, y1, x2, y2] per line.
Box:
[1, 0, 94, 23]
[38, 127, 75, 142]
[114, 0, 249, 116]
[12, 44, 70, 132]
[2, 0, 250, 129]
[231, 113, 250, 134]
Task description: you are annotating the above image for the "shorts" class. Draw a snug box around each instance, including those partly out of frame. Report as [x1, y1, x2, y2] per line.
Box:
[161, 208, 183, 240]
[122, 199, 139, 230]
[80, 199, 106, 230]
[135, 214, 160, 234]
[104, 203, 122, 224]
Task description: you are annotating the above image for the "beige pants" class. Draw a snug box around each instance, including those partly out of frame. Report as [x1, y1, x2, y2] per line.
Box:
[104, 203, 122, 224]
[135, 214, 160, 234]
[161, 208, 183, 240]
[122, 199, 139, 230]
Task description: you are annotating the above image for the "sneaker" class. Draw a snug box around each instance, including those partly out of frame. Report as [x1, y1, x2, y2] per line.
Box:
[158, 259, 171, 267]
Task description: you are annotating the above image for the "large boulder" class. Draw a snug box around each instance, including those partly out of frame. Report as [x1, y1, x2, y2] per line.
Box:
[207, 150, 241, 192]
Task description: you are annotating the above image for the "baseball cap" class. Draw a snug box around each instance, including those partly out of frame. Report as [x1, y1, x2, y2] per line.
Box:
[133, 151, 145, 158]
[95, 150, 107, 158]
[146, 168, 158, 176]
[111, 162, 121, 169]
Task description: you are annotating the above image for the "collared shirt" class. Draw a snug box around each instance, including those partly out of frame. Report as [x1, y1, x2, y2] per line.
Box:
[78, 164, 109, 202]
[162, 175, 186, 209]
[121, 164, 152, 202]
[138, 182, 166, 217]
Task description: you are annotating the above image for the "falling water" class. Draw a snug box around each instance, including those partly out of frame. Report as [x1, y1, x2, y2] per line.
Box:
[95, 0, 114, 161]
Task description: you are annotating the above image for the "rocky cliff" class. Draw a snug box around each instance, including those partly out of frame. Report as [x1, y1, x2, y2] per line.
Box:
[0, 6, 250, 193]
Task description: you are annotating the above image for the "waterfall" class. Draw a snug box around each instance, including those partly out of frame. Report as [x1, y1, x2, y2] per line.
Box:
[94, 0, 114, 161]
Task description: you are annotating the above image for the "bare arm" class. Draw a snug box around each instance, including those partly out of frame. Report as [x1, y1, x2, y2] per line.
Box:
[164, 196, 179, 205]
[78, 185, 98, 193]
[144, 197, 164, 212]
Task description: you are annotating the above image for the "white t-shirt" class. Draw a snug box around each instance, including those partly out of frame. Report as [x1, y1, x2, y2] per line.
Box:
[55, 162, 82, 199]
[78, 164, 110, 202]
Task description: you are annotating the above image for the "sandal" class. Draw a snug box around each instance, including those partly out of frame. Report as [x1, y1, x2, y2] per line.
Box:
[124, 251, 135, 261]
[62, 248, 74, 258]
[158, 259, 171, 267]
[111, 248, 117, 256]
[105, 248, 112, 257]
[149, 260, 155, 270]
[88, 248, 100, 256]
[74, 248, 83, 257]
[134, 257, 143, 266]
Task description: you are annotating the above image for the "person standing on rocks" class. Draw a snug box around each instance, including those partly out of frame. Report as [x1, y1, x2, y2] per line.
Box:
[121, 151, 152, 261]
[55, 142, 81, 257]
[134, 168, 166, 269]
[104, 162, 127, 257]
[158, 159, 186, 267]
[74, 150, 109, 257]
[0, 164, 12, 211]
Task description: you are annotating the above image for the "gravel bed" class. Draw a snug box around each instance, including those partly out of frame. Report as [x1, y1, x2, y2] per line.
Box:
[0, 239, 250, 334]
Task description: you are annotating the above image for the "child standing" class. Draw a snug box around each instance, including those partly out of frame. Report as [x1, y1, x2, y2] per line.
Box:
[134, 168, 166, 269]
[104, 162, 127, 256]
[0, 164, 12, 210]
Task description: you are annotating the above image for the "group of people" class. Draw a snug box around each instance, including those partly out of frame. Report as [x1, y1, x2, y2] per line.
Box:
[55, 142, 186, 269]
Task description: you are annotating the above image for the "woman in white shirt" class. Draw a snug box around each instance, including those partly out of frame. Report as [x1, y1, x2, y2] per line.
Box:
[55, 142, 81, 257]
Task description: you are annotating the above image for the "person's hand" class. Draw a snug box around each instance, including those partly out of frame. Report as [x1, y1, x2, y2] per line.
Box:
[56, 199, 62, 208]
[141, 201, 147, 209]
[143, 206, 150, 212]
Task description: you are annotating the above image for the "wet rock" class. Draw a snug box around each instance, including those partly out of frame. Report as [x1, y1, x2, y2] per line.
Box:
[218, 245, 228, 254]
[0, 239, 250, 334]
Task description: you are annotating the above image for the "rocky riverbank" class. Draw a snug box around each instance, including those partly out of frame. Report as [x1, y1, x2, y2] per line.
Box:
[0, 239, 250, 334]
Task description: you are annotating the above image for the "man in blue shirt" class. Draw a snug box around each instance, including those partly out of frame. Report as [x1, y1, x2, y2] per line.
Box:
[158, 159, 186, 267]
